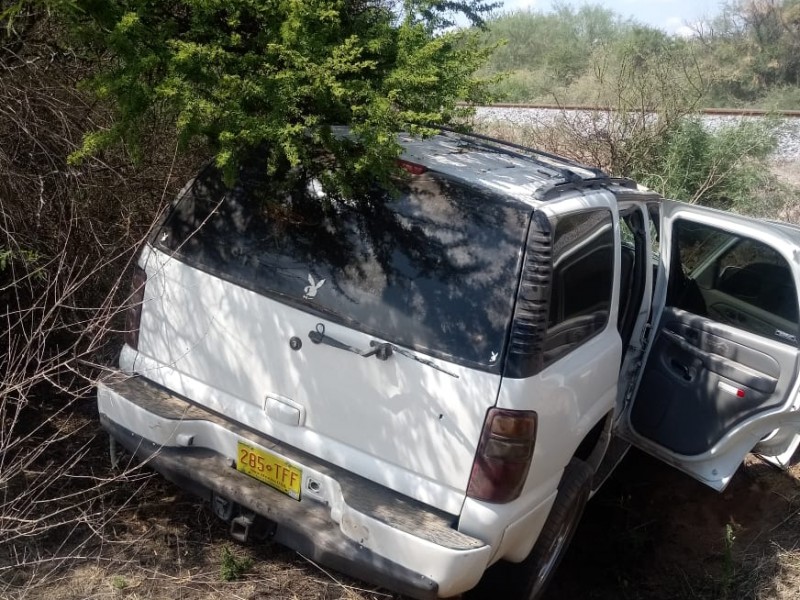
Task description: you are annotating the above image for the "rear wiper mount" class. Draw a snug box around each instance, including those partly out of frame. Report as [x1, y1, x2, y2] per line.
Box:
[308, 323, 458, 378]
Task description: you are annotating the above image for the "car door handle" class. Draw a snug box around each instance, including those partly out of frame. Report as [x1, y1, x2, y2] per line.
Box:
[662, 330, 706, 360]
[670, 359, 694, 381]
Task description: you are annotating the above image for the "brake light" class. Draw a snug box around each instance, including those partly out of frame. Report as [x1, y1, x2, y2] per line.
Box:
[467, 408, 538, 503]
[396, 159, 427, 175]
[124, 266, 147, 350]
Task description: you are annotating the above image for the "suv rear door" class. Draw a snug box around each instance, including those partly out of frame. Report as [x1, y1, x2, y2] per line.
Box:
[620, 200, 800, 490]
[133, 165, 530, 514]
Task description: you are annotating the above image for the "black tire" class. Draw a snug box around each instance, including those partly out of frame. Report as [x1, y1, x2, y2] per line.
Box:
[466, 458, 593, 600]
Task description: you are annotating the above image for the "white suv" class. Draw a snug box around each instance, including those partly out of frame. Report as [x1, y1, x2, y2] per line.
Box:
[98, 130, 800, 599]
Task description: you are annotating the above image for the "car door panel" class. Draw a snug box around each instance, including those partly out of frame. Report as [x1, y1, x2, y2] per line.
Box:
[622, 201, 800, 488]
[631, 307, 797, 456]
[668, 321, 781, 378]
[659, 328, 779, 392]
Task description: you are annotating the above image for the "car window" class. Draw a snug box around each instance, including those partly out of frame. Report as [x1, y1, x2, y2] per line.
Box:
[670, 220, 799, 344]
[543, 209, 614, 367]
[715, 239, 798, 323]
[157, 166, 530, 369]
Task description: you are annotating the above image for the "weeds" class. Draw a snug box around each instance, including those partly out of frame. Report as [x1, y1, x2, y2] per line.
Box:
[477, 114, 791, 218]
[0, 9, 205, 596]
[633, 117, 786, 213]
[0, 247, 39, 273]
[110, 576, 128, 590]
[219, 546, 252, 582]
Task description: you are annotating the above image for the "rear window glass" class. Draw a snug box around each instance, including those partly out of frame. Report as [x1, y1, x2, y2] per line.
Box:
[157, 166, 530, 369]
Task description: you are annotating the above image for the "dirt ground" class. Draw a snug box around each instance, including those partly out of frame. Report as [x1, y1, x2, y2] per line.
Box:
[3, 400, 798, 600]
[772, 159, 800, 190]
[549, 451, 800, 600]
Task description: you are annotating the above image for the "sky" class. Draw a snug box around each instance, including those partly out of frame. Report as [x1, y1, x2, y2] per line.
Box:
[500, 0, 725, 36]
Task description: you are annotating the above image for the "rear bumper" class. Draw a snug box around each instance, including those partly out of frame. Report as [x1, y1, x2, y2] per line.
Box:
[98, 375, 491, 599]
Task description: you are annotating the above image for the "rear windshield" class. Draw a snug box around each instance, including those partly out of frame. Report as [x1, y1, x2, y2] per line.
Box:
[157, 166, 530, 369]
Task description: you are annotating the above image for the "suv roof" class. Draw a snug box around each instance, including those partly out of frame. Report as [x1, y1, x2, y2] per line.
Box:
[399, 130, 636, 206]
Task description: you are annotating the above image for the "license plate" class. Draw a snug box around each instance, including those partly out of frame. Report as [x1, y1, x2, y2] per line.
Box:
[236, 441, 302, 500]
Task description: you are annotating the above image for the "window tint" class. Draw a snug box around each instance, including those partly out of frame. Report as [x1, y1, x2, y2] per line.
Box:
[157, 166, 530, 369]
[543, 210, 614, 367]
[671, 220, 799, 344]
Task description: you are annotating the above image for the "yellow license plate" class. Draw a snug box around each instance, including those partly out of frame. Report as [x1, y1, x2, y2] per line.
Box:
[236, 441, 302, 501]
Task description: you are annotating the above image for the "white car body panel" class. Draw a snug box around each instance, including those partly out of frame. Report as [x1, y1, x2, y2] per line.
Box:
[459, 188, 624, 562]
[97, 382, 493, 597]
[133, 244, 503, 515]
[626, 406, 800, 490]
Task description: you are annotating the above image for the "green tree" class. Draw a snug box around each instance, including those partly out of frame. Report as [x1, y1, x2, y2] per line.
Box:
[695, 0, 800, 105]
[479, 4, 630, 101]
[45, 0, 498, 192]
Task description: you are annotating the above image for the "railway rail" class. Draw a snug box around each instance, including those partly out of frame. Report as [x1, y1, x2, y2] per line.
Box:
[473, 104, 800, 161]
[471, 103, 800, 118]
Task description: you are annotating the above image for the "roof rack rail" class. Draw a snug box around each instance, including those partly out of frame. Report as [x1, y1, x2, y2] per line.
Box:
[437, 126, 608, 181]
[535, 177, 638, 202]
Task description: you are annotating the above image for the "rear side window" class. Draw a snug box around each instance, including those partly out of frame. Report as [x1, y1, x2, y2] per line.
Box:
[157, 167, 529, 369]
[543, 209, 614, 367]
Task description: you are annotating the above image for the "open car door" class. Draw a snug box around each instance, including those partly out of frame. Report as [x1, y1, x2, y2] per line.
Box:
[619, 200, 800, 490]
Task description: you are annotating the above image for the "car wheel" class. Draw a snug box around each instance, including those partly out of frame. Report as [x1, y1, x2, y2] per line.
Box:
[467, 458, 593, 600]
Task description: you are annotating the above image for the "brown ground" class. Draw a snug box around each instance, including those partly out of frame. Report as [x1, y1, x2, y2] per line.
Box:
[772, 160, 800, 190]
[3, 402, 798, 600]
[549, 451, 800, 600]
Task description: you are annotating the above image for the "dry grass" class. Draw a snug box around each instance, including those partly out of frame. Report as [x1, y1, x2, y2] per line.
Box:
[4, 419, 797, 600]
[474, 116, 800, 222]
[0, 403, 396, 600]
[547, 454, 800, 600]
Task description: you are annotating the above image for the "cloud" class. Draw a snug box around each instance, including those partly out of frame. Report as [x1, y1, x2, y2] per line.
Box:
[665, 15, 702, 37]
[665, 16, 683, 30]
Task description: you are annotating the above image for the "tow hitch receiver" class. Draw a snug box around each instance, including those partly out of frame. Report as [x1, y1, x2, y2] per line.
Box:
[212, 494, 276, 543]
[230, 510, 277, 543]
[230, 511, 255, 543]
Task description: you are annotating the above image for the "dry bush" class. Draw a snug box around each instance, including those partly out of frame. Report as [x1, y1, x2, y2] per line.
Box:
[472, 31, 796, 218]
[475, 35, 707, 175]
[0, 9, 207, 595]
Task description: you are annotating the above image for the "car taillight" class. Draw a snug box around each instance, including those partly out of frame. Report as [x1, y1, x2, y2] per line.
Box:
[467, 408, 538, 504]
[396, 159, 427, 175]
[124, 266, 147, 350]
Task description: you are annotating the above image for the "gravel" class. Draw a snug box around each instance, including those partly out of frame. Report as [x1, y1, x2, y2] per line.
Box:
[474, 107, 800, 162]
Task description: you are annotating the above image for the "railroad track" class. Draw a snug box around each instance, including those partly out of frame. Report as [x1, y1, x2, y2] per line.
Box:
[473, 104, 800, 160]
[472, 103, 800, 118]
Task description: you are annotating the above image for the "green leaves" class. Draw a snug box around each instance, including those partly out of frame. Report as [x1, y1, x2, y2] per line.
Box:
[635, 117, 780, 213]
[59, 0, 496, 193]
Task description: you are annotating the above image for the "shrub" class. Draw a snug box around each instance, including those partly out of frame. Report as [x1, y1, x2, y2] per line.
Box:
[633, 117, 781, 214]
[220, 546, 253, 582]
[476, 114, 788, 219]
